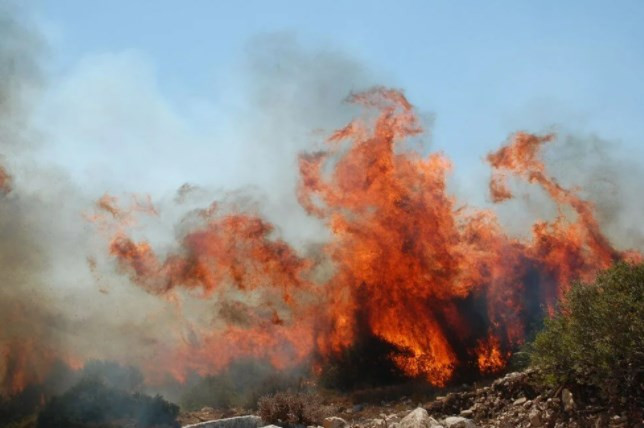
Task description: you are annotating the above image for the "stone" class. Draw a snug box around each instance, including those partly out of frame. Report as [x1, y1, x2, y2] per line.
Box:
[183, 415, 263, 428]
[513, 397, 527, 406]
[399, 408, 442, 428]
[561, 388, 575, 412]
[459, 408, 473, 418]
[323, 417, 348, 428]
[443, 416, 477, 428]
[386, 414, 400, 423]
[528, 409, 543, 427]
[593, 413, 608, 428]
[371, 418, 387, 428]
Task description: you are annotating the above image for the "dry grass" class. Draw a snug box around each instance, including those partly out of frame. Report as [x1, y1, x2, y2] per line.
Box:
[258, 391, 326, 426]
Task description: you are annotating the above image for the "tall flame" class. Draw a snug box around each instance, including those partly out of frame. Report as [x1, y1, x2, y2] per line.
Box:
[90, 88, 638, 387]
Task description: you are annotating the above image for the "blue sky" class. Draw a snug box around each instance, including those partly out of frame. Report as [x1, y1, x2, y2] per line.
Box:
[27, 1, 644, 200]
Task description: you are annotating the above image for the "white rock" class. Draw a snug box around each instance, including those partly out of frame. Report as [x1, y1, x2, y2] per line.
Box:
[183, 415, 263, 428]
[561, 388, 575, 412]
[323, 417, 348, 428]
[371, 419, 387, 428]
[513, 397, 527, 406]
[399, 408, 442, 428]
[386, 414, 400, 423]
[459, 409, 473, 418]
[443, 416, 477, 428]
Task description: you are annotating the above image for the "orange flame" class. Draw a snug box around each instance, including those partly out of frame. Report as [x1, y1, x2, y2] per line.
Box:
[476, 334, 508, 374]
[0, 165, 12, 194]
[91, 88, 638, 387]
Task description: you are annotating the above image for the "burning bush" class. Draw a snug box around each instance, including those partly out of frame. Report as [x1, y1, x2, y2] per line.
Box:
[531, 262, 644, 407]
[37, 378, 179, 428]
[257, 391, 323, 427]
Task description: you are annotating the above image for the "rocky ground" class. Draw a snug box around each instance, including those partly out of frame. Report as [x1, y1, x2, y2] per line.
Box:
[180, 369, 643, 428]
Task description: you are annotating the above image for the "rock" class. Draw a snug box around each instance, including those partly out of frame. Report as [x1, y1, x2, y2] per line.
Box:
[386, 414, 400, 423]
[593, 413, 608, 428]
[353, 404, 365, 413]
[513, 397, 527, 406]
[528, 408, 543, 427]
[323, 417, 347, 428]
[371, 418, 387, 428]
[399, 408, 442, 428]
[459, 408, 473, 418]
[183, 415, 263, 428]
[260, 426, 282, 428]
[561, 388, 575, 412]
[443, 416, 477, 428]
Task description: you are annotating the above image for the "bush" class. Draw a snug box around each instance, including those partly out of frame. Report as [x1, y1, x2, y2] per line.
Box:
[257, 391, 322, 427]
[180, 359, 302, 410]
[37, 378, 179, 428]
[530, 262, 644, 405]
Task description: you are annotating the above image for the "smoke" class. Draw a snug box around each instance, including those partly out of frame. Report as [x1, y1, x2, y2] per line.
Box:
[545, 133, 644, 251]
[0, 10, 389, 396]
[0, 1, 642, 400]
[0, 4, 181, 395]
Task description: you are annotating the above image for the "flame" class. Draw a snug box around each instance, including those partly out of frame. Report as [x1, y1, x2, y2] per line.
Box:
[476, 334, 507, 374]
[0, 340, 80, 396]
[0, 165, 12, 194]
[87, 87, 639, 387]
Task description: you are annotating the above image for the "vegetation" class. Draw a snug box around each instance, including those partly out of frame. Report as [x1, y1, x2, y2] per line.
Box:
[180, 359, 303, 411]
[530, 262, 644, 406]
[257, 391, 323, 427]
[37, 378, 179, 428]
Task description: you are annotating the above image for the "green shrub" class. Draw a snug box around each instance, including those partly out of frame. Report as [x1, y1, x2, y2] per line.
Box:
[530, 262, 644, 405]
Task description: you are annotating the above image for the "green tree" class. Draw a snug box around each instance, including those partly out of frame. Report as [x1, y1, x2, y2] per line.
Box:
[531, 262, 644, 405]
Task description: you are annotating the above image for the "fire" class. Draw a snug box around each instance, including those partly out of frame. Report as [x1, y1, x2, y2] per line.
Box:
[476, 334, 507, 374]
[0, 340, 80, 396]
[91, 87, 637, 387]
[0, 165, 12, 194]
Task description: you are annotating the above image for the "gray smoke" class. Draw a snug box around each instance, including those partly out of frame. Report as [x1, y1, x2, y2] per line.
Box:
[0, 2, 641, 399]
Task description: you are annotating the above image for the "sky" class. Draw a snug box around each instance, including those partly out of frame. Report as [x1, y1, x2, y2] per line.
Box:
[23, 0, 644, 201]
[0, 0, 643, 393]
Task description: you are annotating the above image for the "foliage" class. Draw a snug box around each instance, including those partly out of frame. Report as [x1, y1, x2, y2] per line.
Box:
[36, 378, 179, 428]
[257, 391, 323, 427]
[180, 359, 302, 410]
[530, 262, 644, 405]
